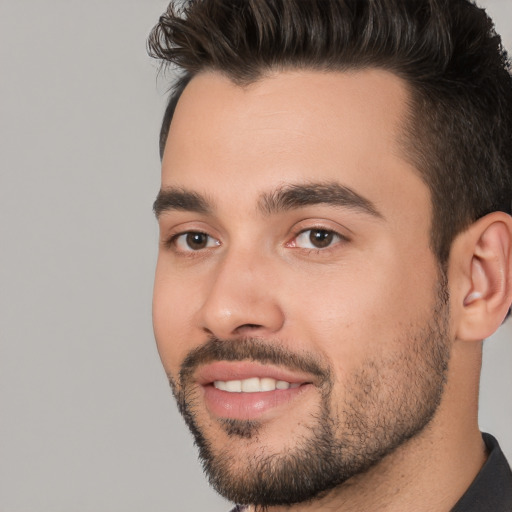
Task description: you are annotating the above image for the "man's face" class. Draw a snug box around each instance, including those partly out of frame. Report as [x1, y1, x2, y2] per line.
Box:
[153, 70, 452, 506]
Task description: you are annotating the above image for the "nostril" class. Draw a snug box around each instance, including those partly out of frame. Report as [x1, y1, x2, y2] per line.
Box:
[234, 323, 265, 335]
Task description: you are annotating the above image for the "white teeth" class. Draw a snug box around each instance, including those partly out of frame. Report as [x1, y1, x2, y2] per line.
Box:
[224, 380, 242, 392]
[214, 380, 227, 391]
[260, 377, 276, 391]
[241, 377, 260, 392]
[213, 377, 301, 393]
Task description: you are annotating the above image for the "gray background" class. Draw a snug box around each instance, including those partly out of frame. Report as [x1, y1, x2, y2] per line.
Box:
[0, 1, 510, 511]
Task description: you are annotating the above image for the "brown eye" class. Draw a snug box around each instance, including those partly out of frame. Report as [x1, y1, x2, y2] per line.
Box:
[174, 232, 220, 252]
[186, 232, 209, 249]
[309, 229, 334, 248]
[293, 228, 342, 250]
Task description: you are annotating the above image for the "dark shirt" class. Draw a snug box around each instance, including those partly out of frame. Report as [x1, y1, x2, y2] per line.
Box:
[451, 433, 512, 511]
[229, 433, 512, 512]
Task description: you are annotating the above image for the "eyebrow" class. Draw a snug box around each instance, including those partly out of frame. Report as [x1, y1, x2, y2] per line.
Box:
[153, 182, 383, 219]
[259, 182, 383, 218]
[153, 188, 212, 218]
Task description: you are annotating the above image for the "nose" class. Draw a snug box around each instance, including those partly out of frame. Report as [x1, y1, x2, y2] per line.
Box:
[196, 248, 285, 339]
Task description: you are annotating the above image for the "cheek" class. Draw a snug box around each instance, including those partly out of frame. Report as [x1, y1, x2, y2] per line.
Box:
[281, 247, 438, 367]
[152, 260, 199, 374]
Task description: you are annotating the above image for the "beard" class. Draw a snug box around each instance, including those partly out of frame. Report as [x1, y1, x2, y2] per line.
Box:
[169, 277, 451, 509]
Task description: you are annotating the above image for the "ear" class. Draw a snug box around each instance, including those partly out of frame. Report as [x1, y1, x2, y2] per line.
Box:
[450, 212, 512, 342]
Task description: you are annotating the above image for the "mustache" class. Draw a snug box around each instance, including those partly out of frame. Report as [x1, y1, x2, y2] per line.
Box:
[178, 336, 332, 387]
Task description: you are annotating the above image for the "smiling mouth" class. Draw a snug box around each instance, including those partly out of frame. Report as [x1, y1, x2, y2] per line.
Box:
[189, 358, 321, 420]
[213, 377, 303, 392]
[201, 375, 313, 421]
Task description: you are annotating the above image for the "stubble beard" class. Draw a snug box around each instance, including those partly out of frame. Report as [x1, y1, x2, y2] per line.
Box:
[169, 279, 451, 509]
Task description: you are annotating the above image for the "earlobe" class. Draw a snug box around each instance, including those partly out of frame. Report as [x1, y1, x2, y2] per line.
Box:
[454, 213, 512, 342]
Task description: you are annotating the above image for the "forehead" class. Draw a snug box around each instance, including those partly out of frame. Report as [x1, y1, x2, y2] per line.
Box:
[161, 69, 428, 224]
[165, 69, 410, 162]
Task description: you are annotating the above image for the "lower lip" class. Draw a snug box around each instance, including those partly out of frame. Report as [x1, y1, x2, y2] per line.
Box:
[202, 384, 312, 421]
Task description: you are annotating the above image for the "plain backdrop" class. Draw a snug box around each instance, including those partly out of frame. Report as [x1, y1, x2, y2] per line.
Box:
[0, 1, 510, 511]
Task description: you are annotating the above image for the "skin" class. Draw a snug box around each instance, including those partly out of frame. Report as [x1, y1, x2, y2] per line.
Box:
[152, 69, 501, 511]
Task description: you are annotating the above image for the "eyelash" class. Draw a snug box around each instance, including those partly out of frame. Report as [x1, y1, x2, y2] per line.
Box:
[166, 231, 220, 252]
[164, 226, 349, 255]
[288, 227, 349, 252]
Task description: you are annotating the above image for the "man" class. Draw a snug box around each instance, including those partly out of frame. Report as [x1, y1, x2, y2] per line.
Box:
[148, 0, 512, 510]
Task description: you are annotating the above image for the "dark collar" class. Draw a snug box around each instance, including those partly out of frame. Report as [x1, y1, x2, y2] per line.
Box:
[451, 433, 512, 511]
[230, 434, 512, 512]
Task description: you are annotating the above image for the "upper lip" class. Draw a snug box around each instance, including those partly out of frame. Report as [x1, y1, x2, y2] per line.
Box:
[195, 361, 316, 386]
